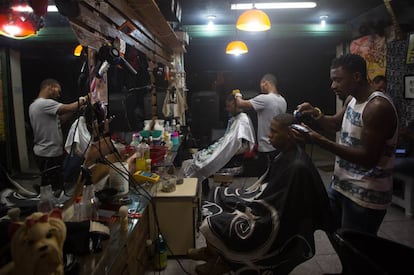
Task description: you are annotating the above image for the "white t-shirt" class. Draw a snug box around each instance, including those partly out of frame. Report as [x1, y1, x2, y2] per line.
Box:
[250, 93, 287, 152]
[29, 98, 63, 157]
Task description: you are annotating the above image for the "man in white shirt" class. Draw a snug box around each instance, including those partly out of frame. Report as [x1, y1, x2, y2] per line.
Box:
[235, 74, 287, 175]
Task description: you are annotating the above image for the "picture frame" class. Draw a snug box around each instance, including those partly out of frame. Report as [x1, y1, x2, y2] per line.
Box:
[406, 32, 414, 65]
[404, 75, 414, 99]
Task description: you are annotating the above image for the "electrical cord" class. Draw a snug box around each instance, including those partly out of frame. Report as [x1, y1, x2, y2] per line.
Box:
[77, 58, 191, 273]
[93, 131, 191, 274]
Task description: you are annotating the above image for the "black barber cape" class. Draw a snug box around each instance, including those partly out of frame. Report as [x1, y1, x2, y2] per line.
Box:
[200, 145, 333, 274]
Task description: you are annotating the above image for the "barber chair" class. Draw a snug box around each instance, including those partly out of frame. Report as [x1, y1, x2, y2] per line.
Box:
[213, 147, 257, 187]
[329, 229, 414, 275]
[392, 154, 414, 216]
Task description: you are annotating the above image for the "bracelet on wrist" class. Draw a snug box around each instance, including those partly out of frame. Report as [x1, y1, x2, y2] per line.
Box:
[313, 107, 323, 120]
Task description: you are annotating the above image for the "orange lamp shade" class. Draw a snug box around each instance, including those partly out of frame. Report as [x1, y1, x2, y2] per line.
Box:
[0, 14, 36, 39]
[225, 40, 248, 55]
[236, 9, 271, 32]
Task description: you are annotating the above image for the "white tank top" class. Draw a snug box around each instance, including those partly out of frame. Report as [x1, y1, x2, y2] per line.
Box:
[332, 92, 398, 210]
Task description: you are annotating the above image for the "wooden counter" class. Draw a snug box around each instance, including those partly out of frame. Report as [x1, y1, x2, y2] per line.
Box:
[149, 178, 198, 256]
[79, 196, 150, 275]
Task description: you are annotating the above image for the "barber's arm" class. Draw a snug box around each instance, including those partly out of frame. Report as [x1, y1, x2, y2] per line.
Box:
[296, 96, 351, 133]
[304, 97, 397, 168]
[58, 95, 89, 123]
[234, 93, 254, 110]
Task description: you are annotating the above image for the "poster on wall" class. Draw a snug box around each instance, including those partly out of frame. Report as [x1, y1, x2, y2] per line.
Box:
[350, 34, 386, 81]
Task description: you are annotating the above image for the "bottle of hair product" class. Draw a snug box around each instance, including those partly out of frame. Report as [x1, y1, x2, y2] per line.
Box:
[80, 169, 98, 220]
[37, 185, 54, 213]
[136, 139, 150, 171]
[153, 234, 168, 270]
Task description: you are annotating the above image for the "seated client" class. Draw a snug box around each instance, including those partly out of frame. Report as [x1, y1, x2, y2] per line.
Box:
[181, 94, 256, 183]
[189, 113, 333, 275]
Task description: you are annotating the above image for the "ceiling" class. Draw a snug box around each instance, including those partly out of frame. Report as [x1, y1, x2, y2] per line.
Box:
[178, 0, 414, 40]
[1, 0, 414, 50]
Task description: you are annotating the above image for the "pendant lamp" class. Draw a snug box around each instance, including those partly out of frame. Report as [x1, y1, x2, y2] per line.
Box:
[236, 8, 271, 32]
[0, 14, 37, 39]
[226, 40, 248, 55]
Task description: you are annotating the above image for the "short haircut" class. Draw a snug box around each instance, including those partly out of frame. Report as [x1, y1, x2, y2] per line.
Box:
[331, 54, 367, 80]
[261, 74, 277, 87]
[273, 113, 296, 128]
[372, 75, 386, 83]
[40, 78, 59, 90]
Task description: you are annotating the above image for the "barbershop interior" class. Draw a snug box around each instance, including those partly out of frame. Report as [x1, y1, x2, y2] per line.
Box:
[1, 0, 414, 274]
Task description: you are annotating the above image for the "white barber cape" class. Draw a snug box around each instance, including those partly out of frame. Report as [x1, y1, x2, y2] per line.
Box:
[182, 112, 255, 181]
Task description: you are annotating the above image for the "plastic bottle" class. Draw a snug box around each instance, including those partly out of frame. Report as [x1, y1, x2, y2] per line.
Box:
[136, 139, 150, 171]
[164, 121, 171, 134]
[153, 234, 168, 270]
[171, 131, 179, 146]
[145, 158, 152, 172]
[80, 171, 98, 220]
[130, 132, 140, 148]
[171, 119, 176, 132]
[37, 185, 54, 213]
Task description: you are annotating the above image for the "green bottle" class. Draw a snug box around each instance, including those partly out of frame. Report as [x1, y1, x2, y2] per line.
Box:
[153, 234, 168, 270]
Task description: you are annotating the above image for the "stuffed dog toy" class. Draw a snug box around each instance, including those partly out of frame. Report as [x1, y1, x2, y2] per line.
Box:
[5, 209, 67, 275]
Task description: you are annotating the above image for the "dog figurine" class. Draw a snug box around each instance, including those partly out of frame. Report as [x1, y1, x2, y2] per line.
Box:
[6, 209, 67, 275]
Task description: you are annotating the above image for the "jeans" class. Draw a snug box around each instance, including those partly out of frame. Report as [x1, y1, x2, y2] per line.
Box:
[328, 183, 386, 235]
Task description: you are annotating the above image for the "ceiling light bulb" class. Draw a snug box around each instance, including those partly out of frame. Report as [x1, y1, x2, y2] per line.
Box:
[11, 4, 33, 13]
[207, 20, 215, 30]
[320, 15, 328, 27]
[3, 24, 22, 36]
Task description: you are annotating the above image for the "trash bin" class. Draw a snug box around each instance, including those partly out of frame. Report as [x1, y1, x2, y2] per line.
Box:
[330, 229, 414, 275]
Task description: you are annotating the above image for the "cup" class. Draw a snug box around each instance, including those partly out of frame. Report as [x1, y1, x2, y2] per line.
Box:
[161, 175, 177, 193]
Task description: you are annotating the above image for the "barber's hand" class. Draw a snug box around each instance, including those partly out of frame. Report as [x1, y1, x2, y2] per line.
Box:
[296, 102, 314, 116]
[300, 123, 326, 145]
[232, 89, 243, 99]
[79, 96, 87, 106]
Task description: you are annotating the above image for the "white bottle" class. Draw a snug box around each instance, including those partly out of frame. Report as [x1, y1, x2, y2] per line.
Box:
[80, 180, 98, 220]
[171, 119, 176, 132]
[37, 185, 54, 213]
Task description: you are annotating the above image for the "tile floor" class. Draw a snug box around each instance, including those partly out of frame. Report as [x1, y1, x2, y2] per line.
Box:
[145, 145, 414, 275]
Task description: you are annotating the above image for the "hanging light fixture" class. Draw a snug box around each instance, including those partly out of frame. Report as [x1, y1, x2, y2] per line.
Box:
[0, 13, 37, 39]
[0, 0, 43, 39]
[236, 8, 271, 32]
[226, 40, 248, 55]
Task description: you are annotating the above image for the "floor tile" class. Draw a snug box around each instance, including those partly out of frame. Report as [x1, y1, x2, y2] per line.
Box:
[146, 146, 414, 274]
[314, 230, 336, 255]
[314, 254, 342, 274]
[379, 219, 414, 248]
